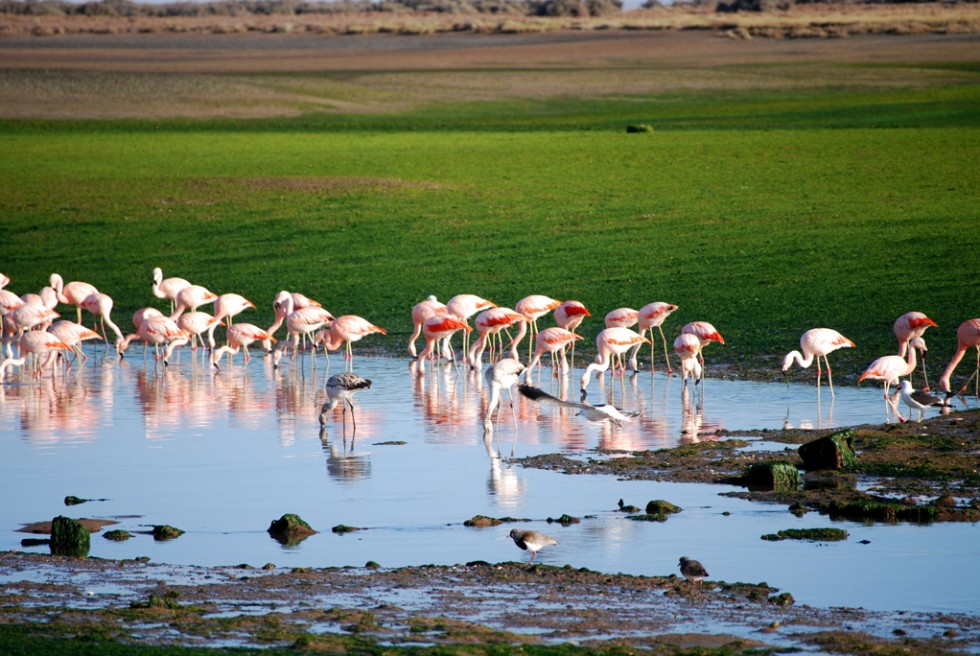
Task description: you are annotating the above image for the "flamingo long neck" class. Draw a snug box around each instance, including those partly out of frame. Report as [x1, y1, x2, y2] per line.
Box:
[782, 350, 813, 371]
[903, 345, 918, 375]
[939, 345, 968, 392]
[485, 382, 501, 422]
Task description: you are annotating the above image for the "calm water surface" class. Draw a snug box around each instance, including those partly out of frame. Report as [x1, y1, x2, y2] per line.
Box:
[1, 347, 977, 614]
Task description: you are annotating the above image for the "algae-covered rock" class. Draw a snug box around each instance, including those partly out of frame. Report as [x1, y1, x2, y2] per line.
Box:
[761, 528, 849, 542]
[798, 429, 858, 471]
[50, 515, 90, 558]
[103, 530, 133, 541]
[547, 513, 580, 525]
[267, 514, 316, 545]
[746, 462, 801, 492]
[464, 515, 502, 528]
[332, 524, 362, 534]
[64, 495, 88, 506]
[645, 500, 682, 515]
[152, 525, 185, 541]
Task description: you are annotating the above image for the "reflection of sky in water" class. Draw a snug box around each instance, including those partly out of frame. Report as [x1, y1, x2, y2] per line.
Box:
[0, 346, 977, 615]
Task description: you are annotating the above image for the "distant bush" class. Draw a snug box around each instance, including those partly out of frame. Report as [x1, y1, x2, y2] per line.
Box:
[529, 0, 622, 16]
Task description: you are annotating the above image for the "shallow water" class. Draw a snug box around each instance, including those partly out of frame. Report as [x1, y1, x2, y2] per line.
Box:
[0, 347, 977, 615]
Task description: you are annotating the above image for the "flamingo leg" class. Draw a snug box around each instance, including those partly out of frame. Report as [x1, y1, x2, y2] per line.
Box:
[824, 355, 836, 398]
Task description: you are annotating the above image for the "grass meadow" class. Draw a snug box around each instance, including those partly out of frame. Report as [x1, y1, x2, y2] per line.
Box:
[2, 63, 979, 379]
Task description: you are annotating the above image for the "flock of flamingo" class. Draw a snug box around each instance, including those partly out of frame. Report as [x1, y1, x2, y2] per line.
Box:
[1, 269, 978, 428]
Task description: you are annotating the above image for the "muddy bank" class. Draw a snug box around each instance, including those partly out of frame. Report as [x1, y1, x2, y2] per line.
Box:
[1, 550, 977, 654]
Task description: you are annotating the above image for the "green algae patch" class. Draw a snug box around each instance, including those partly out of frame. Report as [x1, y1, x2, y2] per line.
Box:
[49, 516, 90, 558]
[102, 530, 132, 542]
[799, 430, 858, 471]
[761, 528, 849, 542]
[646, 500, 682, 515]
[331, 524, 362, 534]
[547, 513, 580, 525]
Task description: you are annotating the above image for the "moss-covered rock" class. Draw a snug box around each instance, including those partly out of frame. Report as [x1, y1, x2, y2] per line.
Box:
[103, 530, 133, 541]
[267, 514, 316, 545]
[746, 461, 801, 492]
[799, 429, 858, 471]
[332, 524, 362, 534]
[761, 528, 849, 542]
[50, 515, 90, 558]
[463, 515, 502, 527]
[645, 500, 682, 515]
[152, 525, 185, 541]
[547, 513, 580, 525]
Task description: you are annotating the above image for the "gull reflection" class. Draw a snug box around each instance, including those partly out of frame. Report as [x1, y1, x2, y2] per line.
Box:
[321, 429, 371, 482]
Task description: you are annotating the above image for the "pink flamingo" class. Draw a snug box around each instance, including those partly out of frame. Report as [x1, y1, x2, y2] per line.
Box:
[416, 316, 471, 374]
[859, 338, 923, 399]
[315, 315, 387, 370]
[636, 302, 679, 375]
[151, 267, 191, 313]
[49, 320, 101, 365]
[208, 293, 255, 348]
[266, 290, 330, 349]
[211, 323, 277, 368]
[468, 307, 526, 370]
[674, 333, 703, 388]
[524, 327, 583, 378]
[580, 327, 650, 399]
[0, 273, 8, 289]
[0, 289, 25, 315]
[781, 328, 856, 397]
[9, 303, 59, 337]
[49, 273, 98, 324]
[275, 294, 333, 356]
[80, 292, 124, 347]
[447, 294, 495, 360]
[20, 286, 58, 311]
[169, 284, 219, 321]
[681, 321, 725, 378]
[604, 308, 639, 329]
[119, 316, 189, 365]
[894, 311, 938, 388]
[177, 312, 221, 350]
[554, 300, 591, 370]
[409, 296, 448, 359]
[939, 318, 980, 398]
[512, 295, 562, 360]
[0, 331, 72, 382]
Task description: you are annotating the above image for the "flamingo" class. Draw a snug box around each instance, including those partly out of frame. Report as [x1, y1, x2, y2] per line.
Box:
[0, 331, 72, 382]
[681, 321, 725, 378]
[416, 316, 471, 374]
[0, 273, 8, 289]
[20, 286, 58, 312]
[169, 284, 219, 321]
[518, 383, 639, 427]
[468, 307, 526, 370]
[80, 292, 124, 348]
[781, 328, 856, 397]
[483, 357, 525, 431]
[674, 333, 703, 388]
[894, 311, 938, 388]
[208, 293, 255, 348]
[524, 327, 582, 378]
[0, 289, 25, 315]
[319, 372, 372, 434]
[8, 303, 59, 338]
[211, 323, 276, 368]
[274, 294, 333, 356]
[939, 318, 980, 398]
[49, 320, 101, 365]
[512, 295, 562, 360]
[554, 300, 591, 371]
[858, 337, 924, 400]
[266, 290, 330, 350]
[177, 311, 221, 350]
[636, 302, 679, 374]
[897, 380, 948, 422]
[49, 273, 98, 324]
[580, 327, 650, 399]
[604, 308, 640, 372]
[151, 267, 191, 313]
[446, 294, 495, 361]
[137, 316, 190, 365]
[409, 296, 448, 359]
[315, 315, 387, 369]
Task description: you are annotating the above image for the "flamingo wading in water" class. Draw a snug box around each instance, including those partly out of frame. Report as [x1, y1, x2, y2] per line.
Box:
[319, 372, 372, 434]
[894, 311, 938, 389]
[781, 328, 855, 398]
[580, 327, 650, 400]
[939, 318, 980, 399]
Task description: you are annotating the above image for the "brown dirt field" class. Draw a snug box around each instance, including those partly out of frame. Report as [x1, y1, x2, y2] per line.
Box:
[1, 22, 979, 119]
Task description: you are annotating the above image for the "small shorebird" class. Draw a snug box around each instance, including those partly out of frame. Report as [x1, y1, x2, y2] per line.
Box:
[897, 380, 948, 422]
[518, 383, 639, 427]
[319, 372, 372, 433]
[508, 529, 557, 564]
[679, 556, 709, 590]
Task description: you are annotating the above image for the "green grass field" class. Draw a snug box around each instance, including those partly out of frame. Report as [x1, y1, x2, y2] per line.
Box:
[2, 82, 979, 378]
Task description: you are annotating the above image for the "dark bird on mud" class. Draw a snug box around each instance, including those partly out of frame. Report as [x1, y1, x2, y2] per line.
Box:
[319, 372, 372, 433]
[518, 383, 639, 427]
[508, 529, 558, 564]
[679, 557, 709, 590]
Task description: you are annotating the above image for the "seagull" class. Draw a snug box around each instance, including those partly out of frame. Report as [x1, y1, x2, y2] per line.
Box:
[897, 379, 948, 422]
[518, 383, 639, 427]
[679, 556, 709, 590]
[319, 372, 372, 433]
[508, 529, 558, 564]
